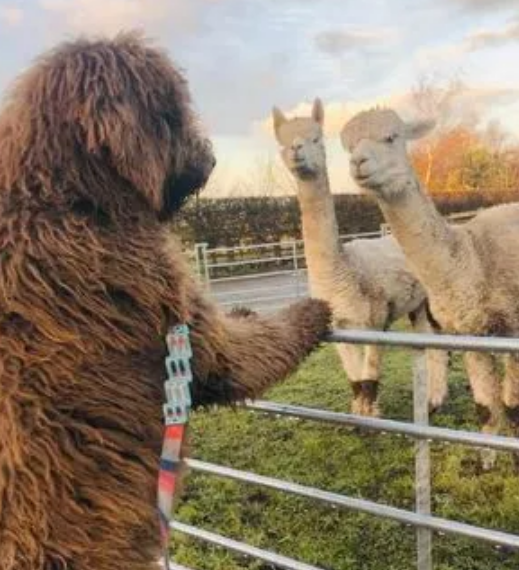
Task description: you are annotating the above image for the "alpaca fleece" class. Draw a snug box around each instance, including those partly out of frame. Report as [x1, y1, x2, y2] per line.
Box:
[0, 33, 331, 570]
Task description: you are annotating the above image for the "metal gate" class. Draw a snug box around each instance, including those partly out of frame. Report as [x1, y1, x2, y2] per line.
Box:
[169, 329, 519, 570]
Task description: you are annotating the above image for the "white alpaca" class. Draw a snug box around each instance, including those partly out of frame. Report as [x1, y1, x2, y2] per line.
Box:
[341, 107, 519, 466]
[272, 99, 449, 416]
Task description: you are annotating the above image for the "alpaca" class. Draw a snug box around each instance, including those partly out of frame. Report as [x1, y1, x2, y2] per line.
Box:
[272, 99, 449, 416]
[0, 33, 332, 570]
[341, 107, 519, 466]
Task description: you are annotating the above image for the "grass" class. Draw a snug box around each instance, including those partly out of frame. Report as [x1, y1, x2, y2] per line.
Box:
[170, 341, 519, 570]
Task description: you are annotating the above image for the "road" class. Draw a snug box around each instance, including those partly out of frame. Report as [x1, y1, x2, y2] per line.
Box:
[207, 270, 309, 314]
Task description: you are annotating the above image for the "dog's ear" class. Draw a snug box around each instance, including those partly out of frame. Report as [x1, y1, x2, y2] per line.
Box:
[75, 78, 171, 212]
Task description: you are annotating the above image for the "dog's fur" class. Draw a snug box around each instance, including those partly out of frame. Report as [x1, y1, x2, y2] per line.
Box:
[0, 33, 331, 570]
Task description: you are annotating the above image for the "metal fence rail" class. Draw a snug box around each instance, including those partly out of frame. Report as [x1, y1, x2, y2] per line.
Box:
[171, 521, 326, 570]
[327, 328, 519, 353]
[245, 400, 519, 452]
[183, 458, 519, 550]
[170, 329, 519, 570]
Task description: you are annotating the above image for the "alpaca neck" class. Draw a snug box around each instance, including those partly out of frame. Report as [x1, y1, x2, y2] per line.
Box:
[296, 173, 349, 298]
[377, 175, 467, 293]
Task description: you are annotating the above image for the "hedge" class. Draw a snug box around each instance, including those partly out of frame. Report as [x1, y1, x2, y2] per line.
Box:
[173, 189, 518, 248]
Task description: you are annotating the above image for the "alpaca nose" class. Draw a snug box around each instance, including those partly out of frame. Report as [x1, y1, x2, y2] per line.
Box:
[351, 154, 368, 168]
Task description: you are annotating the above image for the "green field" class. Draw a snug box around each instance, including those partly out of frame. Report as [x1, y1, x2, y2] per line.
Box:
[171, 343, 519, 570]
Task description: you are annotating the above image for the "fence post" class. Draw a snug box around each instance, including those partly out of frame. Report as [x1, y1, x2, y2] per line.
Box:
[413, 352, 433, 570]
[194, 243, 202, 278]
[194, 242, 210, 288]
[292, 240, 301, 298]
[201, 243, 210, 286]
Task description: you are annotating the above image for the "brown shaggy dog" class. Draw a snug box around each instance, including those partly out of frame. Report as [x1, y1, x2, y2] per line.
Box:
[0, 33, 331, 570]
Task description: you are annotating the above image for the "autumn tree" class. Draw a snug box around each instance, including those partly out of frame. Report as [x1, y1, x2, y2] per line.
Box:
[410, 74, 467, 188]
[410, 75, 519, 193]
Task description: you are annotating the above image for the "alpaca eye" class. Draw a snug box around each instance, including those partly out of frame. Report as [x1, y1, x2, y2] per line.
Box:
[313, 137, 320, 144]
[384, 134, 397, 143]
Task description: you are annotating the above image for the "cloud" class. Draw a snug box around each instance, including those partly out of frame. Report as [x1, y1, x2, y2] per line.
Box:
[415, 42, 468, 69]
[39, 0, 198, 36]
[463, 18, 519, 51]
[0, 5, 23, 27]
[393, 85, 519, 129]
[417, 15, 519, 64]
[448, 0, 518, 12]
[417, 2, 519, 60]
[253, 85, 519, 139]
[456, 85, 519, 115]
[314, 27, 398, 56]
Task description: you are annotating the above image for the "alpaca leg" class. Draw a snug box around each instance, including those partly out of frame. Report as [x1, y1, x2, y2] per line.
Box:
[503, 354, 519, 434]
[424, 349, 450, 413]
[410, 305, 449, 412]
[463, 351, 503, 470]
[336, 343, 381, 416]
[359, 344, 382, 417]
[335, 343, 364, 381]
[336, 343, 379, 416]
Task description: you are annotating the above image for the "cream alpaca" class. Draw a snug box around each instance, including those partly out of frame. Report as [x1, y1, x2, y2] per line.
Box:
[342, 107, 519, 466]
[272, 99, 449, 416]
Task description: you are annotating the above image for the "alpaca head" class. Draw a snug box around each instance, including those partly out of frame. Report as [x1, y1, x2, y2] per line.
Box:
[340, 108, 435, 201]
[272, 98, 326, 182]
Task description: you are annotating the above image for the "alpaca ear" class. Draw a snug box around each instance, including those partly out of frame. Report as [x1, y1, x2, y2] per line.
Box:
[340, 121, 355, 151]
[272, 106, 287, 141]
[404, 118, 436, 141]
[78, 96, 170, 212]
[312, 98, 325, 126]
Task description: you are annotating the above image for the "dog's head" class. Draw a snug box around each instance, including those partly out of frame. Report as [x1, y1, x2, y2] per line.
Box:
[3, 32, 215, 220]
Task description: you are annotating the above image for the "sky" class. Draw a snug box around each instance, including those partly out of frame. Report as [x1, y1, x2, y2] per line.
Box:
[1, 0, 519, 196]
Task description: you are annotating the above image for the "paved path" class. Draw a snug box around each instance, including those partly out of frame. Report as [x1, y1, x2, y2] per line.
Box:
[207, 270, 309, 314]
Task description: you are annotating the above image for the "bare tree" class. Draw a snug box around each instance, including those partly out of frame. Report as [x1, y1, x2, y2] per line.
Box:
[482, 119, 509, 154]
[239, 155, 297, 197]
[411, 74, 467, 186]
